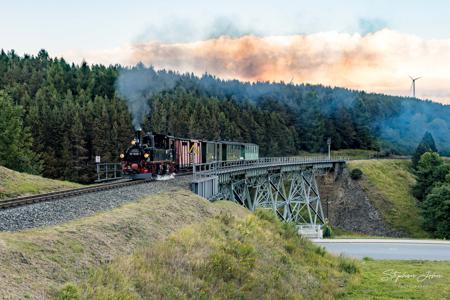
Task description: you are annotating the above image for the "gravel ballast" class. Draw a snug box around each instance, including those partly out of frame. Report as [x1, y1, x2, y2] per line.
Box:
[0, 176, 192, 231]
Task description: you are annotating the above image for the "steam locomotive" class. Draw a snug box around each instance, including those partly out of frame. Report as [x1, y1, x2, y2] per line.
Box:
[120, 131, 259, 179]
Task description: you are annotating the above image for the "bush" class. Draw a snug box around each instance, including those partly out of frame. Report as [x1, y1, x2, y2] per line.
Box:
[57, 283, 80, 300]
[322, 223, 333, 238]
[350, 168, 363, 180]
[255, 208, 278, 223]
[338, 255, 359, 274]
[314, 246, 327, 257]
[421, 184, 450, 239]
[216, 211, 235, 225]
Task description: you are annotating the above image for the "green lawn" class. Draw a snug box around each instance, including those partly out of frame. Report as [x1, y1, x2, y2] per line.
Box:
[0, 166, 81, 200]
[342, 260, 450, 300]
[347, 160, 428, 238]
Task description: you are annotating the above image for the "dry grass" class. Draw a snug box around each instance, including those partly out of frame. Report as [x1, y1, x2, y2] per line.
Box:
[0, 190, 248, 299]
[0, 166, 81, 200]
[348, 160, 428, 238]
[65, 210, 360, 300]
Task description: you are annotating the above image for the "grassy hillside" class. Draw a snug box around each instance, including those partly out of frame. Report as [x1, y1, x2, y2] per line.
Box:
[0, 190, 249, 299]
[62, 210, 359, 300]
[0, 166, 81, 200]
[58, 205, 450, 300]
[299, 149, 378, 160]
[1, 188, 448, 299]
[347, 160, 428, 238]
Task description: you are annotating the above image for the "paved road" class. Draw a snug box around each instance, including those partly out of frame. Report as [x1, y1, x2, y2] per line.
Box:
[312, 239, 450, 260]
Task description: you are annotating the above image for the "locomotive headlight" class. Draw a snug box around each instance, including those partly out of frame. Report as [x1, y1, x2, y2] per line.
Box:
[131, 140, 136, 145]
[144, 153, 150, 158]
[120, 153, 124, 159]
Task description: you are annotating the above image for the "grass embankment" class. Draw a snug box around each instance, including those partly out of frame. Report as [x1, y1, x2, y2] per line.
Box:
[299, 149, 378, 160]
[347, 160, 428, 238]
[0, 166, 81, 200]
[0, 190, 249, 299]
[61, 210, 359, 300]
[1, 188, 447, 299]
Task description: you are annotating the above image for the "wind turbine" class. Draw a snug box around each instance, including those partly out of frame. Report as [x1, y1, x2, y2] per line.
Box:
[409, 75, 422, 98]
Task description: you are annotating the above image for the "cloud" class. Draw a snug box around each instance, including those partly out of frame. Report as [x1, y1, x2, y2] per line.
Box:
[132, 16, 260, 44]
[60, 29, 450, 104]
[358, 18, 388, 35]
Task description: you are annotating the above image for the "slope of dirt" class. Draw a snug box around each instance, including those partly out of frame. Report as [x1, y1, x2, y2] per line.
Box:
[320, 168, 405, 237]
[319, 159, 428, 238]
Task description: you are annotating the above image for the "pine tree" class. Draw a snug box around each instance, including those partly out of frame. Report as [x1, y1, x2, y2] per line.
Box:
[422, 184, 450, 239]
[412, 131, 438, 169]
[0, 91, 42, 173]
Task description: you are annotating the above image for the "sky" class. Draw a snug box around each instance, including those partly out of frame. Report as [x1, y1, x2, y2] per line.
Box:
[1, 0, 450, 103]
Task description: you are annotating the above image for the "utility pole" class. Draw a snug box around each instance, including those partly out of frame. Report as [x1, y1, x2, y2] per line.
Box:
[327, 138, 331, 160]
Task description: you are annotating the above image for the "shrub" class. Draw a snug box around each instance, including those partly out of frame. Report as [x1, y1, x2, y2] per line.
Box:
[216, 211, 235, 225]
[421, 184, 450, 239]
[284, 241, 296, 254]
[255, 208, 278, 223]
[57, 283, 80, 300]
[281, 222, 298, 239]
[338, 255, 359, 274]
[350, 168, 363, 180]
[322, 223, 333, 238]
[314, 246, 327, 257]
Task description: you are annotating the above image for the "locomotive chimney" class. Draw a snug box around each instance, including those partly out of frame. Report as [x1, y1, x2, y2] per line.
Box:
[135, 130, 142, 145]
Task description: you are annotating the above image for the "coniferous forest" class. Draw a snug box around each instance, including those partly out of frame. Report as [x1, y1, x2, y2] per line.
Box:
[1, 49, 450, 182]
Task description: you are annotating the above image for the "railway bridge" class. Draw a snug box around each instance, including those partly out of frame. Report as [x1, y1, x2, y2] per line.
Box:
[191, 156, 346, 237]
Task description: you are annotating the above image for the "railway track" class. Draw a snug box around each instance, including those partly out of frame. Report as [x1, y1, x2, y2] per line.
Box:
[0, 180, 155, 210]
[0, 172, 192, 209]
[0, 172, 192, 210]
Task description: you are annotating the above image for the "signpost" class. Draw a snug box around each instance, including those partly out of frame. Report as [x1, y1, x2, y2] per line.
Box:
[327, 138, 331, 160]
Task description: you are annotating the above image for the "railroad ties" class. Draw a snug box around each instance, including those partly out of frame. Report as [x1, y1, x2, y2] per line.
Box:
[0, 179, 153, 210]
[191, 156, 347, 237]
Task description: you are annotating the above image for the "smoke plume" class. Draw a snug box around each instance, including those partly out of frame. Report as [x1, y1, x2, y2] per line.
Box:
[116, 65, 177, 130]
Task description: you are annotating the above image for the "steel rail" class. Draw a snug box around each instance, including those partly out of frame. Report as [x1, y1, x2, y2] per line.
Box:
[0, 172, 193, 210]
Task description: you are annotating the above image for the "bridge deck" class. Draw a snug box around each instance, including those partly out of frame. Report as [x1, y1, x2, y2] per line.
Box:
[192, 156, 347, 180]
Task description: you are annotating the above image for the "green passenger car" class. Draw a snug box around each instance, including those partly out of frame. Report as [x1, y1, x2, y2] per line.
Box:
[218, 142, 259, 161]
[244, 143, 259, 160]
[202, 141, 222, 163]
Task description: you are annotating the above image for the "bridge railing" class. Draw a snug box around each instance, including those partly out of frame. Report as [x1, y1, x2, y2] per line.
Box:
[95, 162, 123, 182]
[192, 156, 347, 179]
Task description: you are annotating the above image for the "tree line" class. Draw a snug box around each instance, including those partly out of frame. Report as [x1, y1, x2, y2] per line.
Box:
[0, 50, 132, 182]
[0, 50, 449, 182]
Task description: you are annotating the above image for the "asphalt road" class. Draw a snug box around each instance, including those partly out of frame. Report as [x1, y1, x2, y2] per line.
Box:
[312, 239, 450, 260]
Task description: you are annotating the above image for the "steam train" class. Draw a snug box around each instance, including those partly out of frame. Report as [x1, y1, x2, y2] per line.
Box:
[120, 131, 259, 179]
